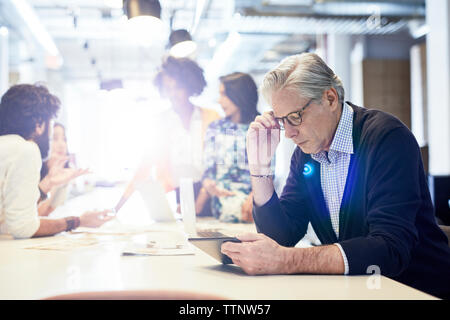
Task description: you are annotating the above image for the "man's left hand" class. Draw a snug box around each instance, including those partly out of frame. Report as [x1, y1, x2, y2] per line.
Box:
[221, 233, 290, 275]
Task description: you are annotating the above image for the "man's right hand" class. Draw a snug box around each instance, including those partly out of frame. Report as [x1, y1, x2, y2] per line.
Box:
[246, 111, 280, 174]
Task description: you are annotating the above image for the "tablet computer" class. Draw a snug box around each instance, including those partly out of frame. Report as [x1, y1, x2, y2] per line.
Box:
[188, 237, 241, 264]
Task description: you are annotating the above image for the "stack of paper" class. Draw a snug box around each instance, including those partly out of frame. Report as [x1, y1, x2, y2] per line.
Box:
[121, 241, 195, 256]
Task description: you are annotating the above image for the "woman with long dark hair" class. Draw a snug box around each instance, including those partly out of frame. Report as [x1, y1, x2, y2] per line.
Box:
[38, 123, 85, 216]
[196, 72, 260, 222]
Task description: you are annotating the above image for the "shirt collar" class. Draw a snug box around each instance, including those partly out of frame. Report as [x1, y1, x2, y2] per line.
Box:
[311, 102, 354, 164]
[329, 102, 354, 154]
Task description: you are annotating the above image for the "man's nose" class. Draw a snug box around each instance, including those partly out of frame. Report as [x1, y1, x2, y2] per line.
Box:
[284, 121, 298, 140]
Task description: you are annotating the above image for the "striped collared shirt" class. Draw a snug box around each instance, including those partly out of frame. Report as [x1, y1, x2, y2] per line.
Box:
[311, 102, 354, 274]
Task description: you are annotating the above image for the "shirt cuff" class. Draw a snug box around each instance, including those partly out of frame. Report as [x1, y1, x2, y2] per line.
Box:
[334, 243, 349, 275]
[7, 216, 40, 239]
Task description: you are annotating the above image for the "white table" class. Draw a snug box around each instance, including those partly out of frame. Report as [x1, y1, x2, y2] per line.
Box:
[0, 187, 438, 300]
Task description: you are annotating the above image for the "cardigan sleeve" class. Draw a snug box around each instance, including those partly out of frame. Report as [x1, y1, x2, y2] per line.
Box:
[253, 148, 310, 247]
[338, 127, 421, 277]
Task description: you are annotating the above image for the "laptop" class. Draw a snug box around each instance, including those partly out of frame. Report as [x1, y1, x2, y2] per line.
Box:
[178, 178, 241, 264]
[112, 178, 175, 222]
[178, 178, 228, 237]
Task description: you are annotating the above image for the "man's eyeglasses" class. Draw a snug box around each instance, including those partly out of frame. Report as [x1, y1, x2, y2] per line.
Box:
[273, 99, 313, 130]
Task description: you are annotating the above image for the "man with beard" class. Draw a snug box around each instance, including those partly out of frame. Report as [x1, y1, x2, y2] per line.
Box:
[0, 84, 113, 238]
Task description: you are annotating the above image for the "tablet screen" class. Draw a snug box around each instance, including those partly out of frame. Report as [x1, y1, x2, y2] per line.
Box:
[188, 237, 241, 264]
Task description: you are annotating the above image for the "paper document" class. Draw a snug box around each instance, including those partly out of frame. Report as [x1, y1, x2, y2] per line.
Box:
[24, 237, 99, 251]
[121, 240, 195, 256]
[71, 221, 161, 235]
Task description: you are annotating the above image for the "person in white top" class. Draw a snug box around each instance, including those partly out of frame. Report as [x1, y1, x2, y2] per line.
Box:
[0, 84, 113, 239]
[116, 56, 220, 212]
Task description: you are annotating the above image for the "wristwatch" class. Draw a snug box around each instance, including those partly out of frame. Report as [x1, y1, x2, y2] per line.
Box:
[64, 216, 81, 232]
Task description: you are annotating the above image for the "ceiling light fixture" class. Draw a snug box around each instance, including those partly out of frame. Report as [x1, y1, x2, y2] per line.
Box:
[123, 0, 168, 46]
[123, 0, 161, 20]
[168, 29, 197, 58]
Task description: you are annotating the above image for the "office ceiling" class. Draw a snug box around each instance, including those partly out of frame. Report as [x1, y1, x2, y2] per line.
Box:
[0, 0, 426, 83]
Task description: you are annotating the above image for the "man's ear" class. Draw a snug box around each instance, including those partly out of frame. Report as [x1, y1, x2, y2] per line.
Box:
[325, 88, 339, 110]
[35, 122, 46, 136]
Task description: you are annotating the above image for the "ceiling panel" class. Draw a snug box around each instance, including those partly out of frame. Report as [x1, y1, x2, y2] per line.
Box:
[0, 0, 426, 82]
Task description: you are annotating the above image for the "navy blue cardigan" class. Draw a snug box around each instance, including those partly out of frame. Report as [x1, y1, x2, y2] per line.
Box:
[253, 102, 450, 299]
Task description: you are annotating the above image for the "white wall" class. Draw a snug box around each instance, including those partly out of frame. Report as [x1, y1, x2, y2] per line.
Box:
[0, 27, 8, 96]
[426, 0, 450, 175]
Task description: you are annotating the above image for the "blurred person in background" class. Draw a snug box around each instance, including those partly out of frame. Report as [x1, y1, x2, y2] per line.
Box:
[119, 56, 220, 212]
[195, 72, 260, 222]
[0, 84, 113, 238]
[38, 123, 87, 216]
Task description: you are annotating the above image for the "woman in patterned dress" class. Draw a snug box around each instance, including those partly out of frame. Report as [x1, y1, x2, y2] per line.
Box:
[195, 72, 260, 222]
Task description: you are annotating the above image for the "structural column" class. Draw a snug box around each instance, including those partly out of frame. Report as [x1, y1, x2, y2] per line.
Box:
[0, 26, 9, 96]
[426, 0, 450, 175]
[327, 34, 352, 103]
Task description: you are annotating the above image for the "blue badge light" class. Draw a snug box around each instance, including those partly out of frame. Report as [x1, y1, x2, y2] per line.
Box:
[303, 163, 313, 176]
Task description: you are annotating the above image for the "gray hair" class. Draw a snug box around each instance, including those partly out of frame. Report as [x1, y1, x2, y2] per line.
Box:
[260, 52, 345, 106]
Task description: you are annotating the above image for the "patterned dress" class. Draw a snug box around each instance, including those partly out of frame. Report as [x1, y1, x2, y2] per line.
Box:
[202, 118, 252, 222]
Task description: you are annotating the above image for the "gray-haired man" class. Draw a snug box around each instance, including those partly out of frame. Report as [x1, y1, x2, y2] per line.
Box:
[221, 53, 450, 299]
